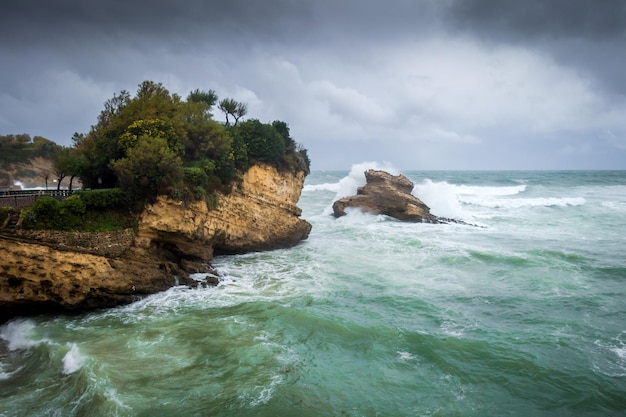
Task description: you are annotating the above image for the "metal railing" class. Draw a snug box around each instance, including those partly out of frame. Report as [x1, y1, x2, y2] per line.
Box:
[0, 190, 76, 208]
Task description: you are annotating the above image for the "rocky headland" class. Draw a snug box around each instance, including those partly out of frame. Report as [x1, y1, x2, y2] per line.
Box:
[332, 169, 464, 224]
[0, 164, 310, 323]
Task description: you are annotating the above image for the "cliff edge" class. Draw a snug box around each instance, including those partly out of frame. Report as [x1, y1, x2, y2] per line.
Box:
[0, 164, 311, 323]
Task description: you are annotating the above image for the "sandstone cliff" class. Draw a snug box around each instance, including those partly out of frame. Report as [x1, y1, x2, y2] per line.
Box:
[0, 164, 311, 323]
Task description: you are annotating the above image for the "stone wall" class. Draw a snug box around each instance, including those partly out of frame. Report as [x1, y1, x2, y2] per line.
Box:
[5, 229, 135, 258]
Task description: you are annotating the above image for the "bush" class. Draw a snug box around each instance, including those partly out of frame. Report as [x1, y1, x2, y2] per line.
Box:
[21, 196, 59, 229]
[60, 194, 86, 215]
[81, 209, 129, 232]
[32, 196, 60, 218]
[78, 189, 128, 209]
[183, 166, 209, 188]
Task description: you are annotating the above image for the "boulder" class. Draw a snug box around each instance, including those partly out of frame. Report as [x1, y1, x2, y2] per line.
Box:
[332, 169, 440, 223]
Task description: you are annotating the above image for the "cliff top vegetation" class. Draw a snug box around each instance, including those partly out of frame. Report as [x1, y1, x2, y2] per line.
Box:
[1, 80, 310, 231]
[74, 80, 310, 201]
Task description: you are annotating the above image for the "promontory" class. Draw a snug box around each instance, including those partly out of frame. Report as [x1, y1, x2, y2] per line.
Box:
[0, 81, 311, 323]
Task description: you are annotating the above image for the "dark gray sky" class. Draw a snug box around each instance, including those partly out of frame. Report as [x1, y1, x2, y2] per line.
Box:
[1, 0, 625, 170]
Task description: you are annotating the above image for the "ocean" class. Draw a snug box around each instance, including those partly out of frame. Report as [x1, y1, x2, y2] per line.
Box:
[1, 164, 626, 416]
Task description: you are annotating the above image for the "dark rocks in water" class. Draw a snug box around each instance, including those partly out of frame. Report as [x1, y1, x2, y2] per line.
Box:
[332, 170, 441, 223]
[332, 169, 477, 226]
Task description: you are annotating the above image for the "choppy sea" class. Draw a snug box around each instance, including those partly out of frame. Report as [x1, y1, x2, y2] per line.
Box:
[1, 163, 626, 416]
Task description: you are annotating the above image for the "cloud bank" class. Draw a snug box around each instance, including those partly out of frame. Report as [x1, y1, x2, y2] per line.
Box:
[1, 0, 625, 169]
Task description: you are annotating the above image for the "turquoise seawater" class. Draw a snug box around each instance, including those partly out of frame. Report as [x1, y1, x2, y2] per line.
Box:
[1, 165, 626, 416]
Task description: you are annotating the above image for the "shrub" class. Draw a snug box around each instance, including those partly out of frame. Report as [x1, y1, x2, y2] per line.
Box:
[32, 196, 60, 218]
[21, 196, 59, 229]
[183, 166, 209, 189]
[60, 194, 86, 215]
[78, 189, 128, 209]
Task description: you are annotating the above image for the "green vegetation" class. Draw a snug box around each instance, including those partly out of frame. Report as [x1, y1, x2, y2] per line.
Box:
[3, 80, 310, 232]
[0, 134, 62, 169]
[21, 192, 132, 232]
[73, 80, 310, 202]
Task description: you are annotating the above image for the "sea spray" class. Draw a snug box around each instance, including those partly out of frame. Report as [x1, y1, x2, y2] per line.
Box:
[0, 319, 37, 351]
[412, 179, 469, 220]
[62, 343, 86, 374]
[302, 161, 399, 215]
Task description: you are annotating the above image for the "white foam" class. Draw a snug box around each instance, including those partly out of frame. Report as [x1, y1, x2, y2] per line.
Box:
[397, 351, 416, 361]
[612, 346, 626, 361]
[104, 388, 130, 409]
[602, 201, 626, 211]
[243, 374, 283, 407]
[412, 179, 586, 219]
[12, 180, 45, 191]
[0, 362, 22, 380]
[413, 179, 469, 220]
[0, 319, 37, 351]
[62, 343, 86, 374]
[462, 196, 586, 209]
[302, 182, 340, 193]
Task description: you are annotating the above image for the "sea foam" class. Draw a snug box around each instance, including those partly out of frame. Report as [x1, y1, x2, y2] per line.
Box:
[63, 343, 86, 374]
[0, 319, 37, 351]
[411, 179, 526, 219]
[304, 161, 398, 194]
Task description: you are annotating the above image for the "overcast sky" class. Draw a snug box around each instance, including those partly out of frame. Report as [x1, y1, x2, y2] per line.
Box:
[1, 0, 625, 170]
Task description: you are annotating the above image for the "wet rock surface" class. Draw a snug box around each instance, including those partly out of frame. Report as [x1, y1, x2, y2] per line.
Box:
[332, 170, 441, 223]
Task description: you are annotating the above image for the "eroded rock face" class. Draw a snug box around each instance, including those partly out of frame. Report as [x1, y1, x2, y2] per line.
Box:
[136, 163, 312, 256]
[0, 164, 311, 322]
[332, 169, 440, 223]
[0, 237, 189, 322]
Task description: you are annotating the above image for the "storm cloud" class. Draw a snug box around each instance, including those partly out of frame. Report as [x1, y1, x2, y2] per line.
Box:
[1, 0, 625, 169]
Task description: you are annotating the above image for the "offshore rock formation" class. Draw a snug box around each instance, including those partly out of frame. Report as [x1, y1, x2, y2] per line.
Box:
[332, 169, 441, 223]
[0, 164, 311, 323]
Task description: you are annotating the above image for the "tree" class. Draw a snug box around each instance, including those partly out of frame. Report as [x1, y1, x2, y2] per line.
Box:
[32, 136, 62, 159]
[232, 119, 285, 165]
[0, 134, 60, 166]
[218, 98, 237, 126]
[118, 118, 182, 156]
[53, 148, 69, 190]
[110, 135, 183, 200]
[75, 81, 183, 188]
[272, 120, 296, 151]
[234, 102, 248, 126]
[187, 89, 218, 111]
[218, 98, 247, 126]
[54, 147, 84, 191]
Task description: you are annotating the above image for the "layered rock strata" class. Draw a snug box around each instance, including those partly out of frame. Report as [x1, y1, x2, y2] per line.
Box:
[0, 164, 311, 323]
